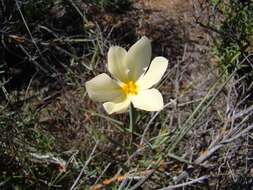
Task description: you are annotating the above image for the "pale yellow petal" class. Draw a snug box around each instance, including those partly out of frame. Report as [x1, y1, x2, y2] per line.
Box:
[85, 73, 123, 102]
[124, 36, 151, 81]
[103, 97, 131, 114]
[137, 56, 168, 90]
[132, 89, 164, 111]
[108, 46, 128, 82]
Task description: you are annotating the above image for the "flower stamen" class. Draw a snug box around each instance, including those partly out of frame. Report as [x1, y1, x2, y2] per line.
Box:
[121, 81, 138, 95]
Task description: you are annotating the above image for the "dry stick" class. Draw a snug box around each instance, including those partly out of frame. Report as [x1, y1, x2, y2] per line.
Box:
[24, 70, 39, 100]
[174, 116, 253, 183]
[192, 0, 237, 41]
[15, 0, 57, 74]
[195, 123, 253, 164]
[170, 57, 253, 183]
[223, 124, 253, 144]
[93, 163, 112, 187]
[158, 175, 208, 190]
[128, 169, 155, 190]
[194, 144, 223, 165]
[69, 142, 98, 190]
[1, 33, 26, 60]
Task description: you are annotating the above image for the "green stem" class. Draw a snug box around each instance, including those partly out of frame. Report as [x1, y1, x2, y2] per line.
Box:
[129, 104, 137, 144]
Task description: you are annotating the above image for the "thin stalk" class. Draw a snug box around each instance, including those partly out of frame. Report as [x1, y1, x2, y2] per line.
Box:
[129, 104, 137, 144]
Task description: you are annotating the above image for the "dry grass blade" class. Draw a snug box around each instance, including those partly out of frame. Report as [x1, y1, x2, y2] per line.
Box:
[158, 175, 208, 190]
[70, 142, 98, 190]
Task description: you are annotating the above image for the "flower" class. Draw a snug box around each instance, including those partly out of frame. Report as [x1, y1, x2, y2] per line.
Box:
[85, 36, 168, 114]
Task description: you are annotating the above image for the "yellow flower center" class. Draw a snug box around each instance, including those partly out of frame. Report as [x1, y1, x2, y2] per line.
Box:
[121, 81, 138, 95]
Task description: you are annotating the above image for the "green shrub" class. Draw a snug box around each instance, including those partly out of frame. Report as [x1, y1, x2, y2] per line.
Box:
[89, 0, 131, 12]
[212, 0, 253, 75]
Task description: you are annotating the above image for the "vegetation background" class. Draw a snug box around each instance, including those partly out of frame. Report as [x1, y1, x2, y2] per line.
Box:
[1, 0, 253, 189]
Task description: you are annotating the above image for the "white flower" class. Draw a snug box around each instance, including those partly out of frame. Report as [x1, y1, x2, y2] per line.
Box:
[85, 36, 168, 114]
